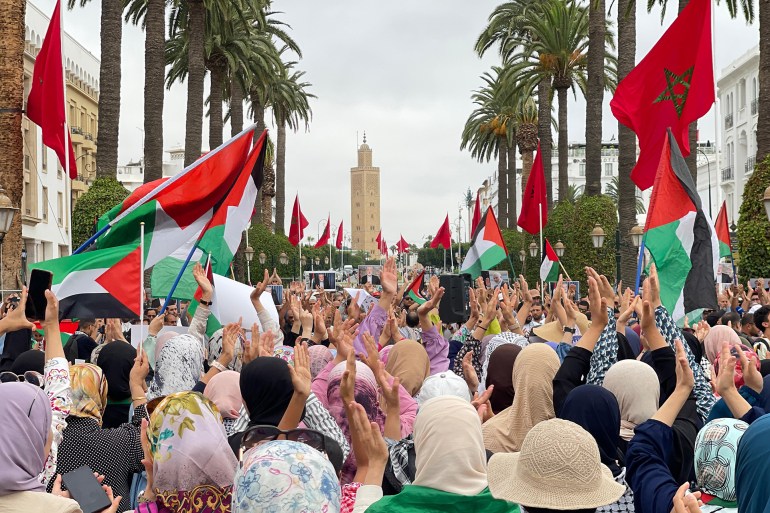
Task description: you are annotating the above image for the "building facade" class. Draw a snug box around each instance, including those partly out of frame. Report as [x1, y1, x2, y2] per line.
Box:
[22, 1, 100, 264]
[350, 135, 381, 254]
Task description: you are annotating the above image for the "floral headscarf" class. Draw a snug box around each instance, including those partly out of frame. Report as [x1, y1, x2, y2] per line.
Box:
[69, 363, 108, 425]
[233, 440, 341, 513]
[308, 345, 333, 379]
[148, 334, 205, 400]
[273, 345, 295, 365]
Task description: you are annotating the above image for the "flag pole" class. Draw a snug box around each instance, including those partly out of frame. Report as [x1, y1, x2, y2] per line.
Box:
[139, 222, 145, 352]
[538, 203, 544, 292]
[634, 236, 647, 294]
[557, 261, 572, 282]
[159, 238, 199, 314]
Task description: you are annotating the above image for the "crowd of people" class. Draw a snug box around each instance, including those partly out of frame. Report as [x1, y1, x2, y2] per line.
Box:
[2, 255, 770, 513]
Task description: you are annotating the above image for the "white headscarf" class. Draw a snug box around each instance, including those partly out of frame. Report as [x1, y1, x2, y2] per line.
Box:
[147, 334, 205, 400]
[603, 360, 660, 441]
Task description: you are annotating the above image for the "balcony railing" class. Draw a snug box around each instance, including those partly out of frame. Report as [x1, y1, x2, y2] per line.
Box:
[722, 167, 734, 181]
[746, 156, 756, 174]
[751, 98, 758, 115]
[725, 114, 734, 129]
[70, 126, 82, 135]
[84, 133, 93, 141]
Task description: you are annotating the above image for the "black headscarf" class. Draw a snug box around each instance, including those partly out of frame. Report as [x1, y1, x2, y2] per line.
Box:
[485, 344, 522, 414]
[96, 341, 136, 400]
[558, 385, 623, 476]
[681, 331, 703, 365]
[10, 350, 45, 375]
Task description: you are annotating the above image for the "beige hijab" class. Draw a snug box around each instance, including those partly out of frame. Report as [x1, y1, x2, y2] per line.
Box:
[482, 343, 560, 453]
[413, 396, 488, 495]
[385, 340, 431, 396]
[603, 360, 660, 441]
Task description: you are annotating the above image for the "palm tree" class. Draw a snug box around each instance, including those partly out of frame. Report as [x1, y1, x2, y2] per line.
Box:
[68, 0, 123, 178]
[516, 96, 539, 195]
[605, 176, 645, 214]
[584, 0, 606, 196]
[561, 184, 584, 204]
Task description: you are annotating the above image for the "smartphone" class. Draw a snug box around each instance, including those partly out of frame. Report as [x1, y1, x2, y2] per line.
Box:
[25, 269, 53, 321]
[61, 465, 112, 513]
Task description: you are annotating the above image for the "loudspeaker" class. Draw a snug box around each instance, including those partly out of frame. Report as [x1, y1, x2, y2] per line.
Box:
[438, 274, 471, 324]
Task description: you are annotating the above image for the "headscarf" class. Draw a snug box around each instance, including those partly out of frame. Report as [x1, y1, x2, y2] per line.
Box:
[682, 330, 703, 364]
[624, 327, 642, 357]
[415, 371, 472, 405]
[736, 413, 770, 513]
[413, 396, 488, 495]
[485, 344, 523, 414]
[384, 340, 430, 396]
[714, 344, 760, 389]
[378, 344, 393, 365]
[559, 385, 622, 477]
[272, 345, 295, 365]
[204, 371, 243, 419]
[148, 334, 205, 400]
[480, 333, 527, 388]
[233, 441, 340, 513]
[155, 331, 179, 363]
[69, 363, 108, 424]
[0, 383, 51, 495]
[206, 328, 243, 373]
[479, 335, 496, 361]
[239, 357, 294, 426]
[308, 345, 333, 379]
[704, 325, 741, 365]
[603, 360, 660, 441]
[10, 350, 44, 375]
[695, 418, 748, 502]
[482, 343, 560, 453]
[327, 360, 385, 484]
[96, 341, 136, 401]
[148, 391, 238, 493]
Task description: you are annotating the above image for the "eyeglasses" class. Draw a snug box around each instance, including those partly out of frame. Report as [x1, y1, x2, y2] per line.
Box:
[0, 371, 44, 387]
[239, 425, 327, 462]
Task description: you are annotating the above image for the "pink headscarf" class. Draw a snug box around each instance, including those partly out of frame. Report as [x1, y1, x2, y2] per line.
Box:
[308, 345, 333, 379]
[704, 325, 742, 365]
[379, 345, 394, 365]
[203, 370, 243, 419]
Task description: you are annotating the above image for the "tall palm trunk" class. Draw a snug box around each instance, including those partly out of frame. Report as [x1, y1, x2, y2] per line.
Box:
[537, 79, 553, 210]
[251, 100, 265, 223]
[96, 0, 123, 177]
[261, 163, 274, 229]
[230, 79, 244, 137]
[143, 0, 164, 183]
[507, 139, 517, 228]
[556, 85, 569, 202]
[184, 0, 205, 166]
[497, 138, 508, 229]
[0, 0, 26, 288]
[208, 63, 224, 150]
[275, 120, 286, 234]
[617, 0, 637, 284]
[757, 1, 770, 161]
[584, 0, 606, 196]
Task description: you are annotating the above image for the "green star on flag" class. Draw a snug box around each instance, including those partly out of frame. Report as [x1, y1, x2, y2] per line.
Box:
[653, 66, 694, 117]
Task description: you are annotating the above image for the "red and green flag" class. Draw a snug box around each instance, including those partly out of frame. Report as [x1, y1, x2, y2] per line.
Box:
[714, 201, 732, 259]
[405, 270, 426, 305]
[540, 239, 560, 283]
[643, 129, 719, 320]
[460, 207, 508, 279]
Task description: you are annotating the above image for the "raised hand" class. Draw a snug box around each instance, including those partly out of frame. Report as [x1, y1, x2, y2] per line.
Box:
[417, 286, 445, 317]
[519, 275, 533, 304]
[340, 351, 357, 405]
[192, 262, 213, 300]
[1, 287, 35, 333]
[674, 339, 694, 392]
[359, 331, 381, 370]
[736, 343, 763, 394]
[380, 257, 398, 297]
[585, 267, 614, 304]
[587, 277, 609, 328]
[288, 341, 312, 398]
[462, 351, 479, 391]
[472, 385, 495, 423]
[250, 269, 270, 306]
[716, 342, 738, 397]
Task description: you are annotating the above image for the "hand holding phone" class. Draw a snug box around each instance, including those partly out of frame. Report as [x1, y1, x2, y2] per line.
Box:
[61, 466, 114, 513]
[25, 269, 53, 321]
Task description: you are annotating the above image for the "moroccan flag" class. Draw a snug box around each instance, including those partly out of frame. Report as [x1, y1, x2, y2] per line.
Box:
[460, 207, 508, 279]
[471, 192, 482, 235]
[335, 221, 344, 250]
[26, 0, 77, 177]
[430, 215, 452, 250]
[518, 142, 547, 234]
[540, 239, 560, 283]
[375, 231, 388, 256]
[288, 194, 309, 246]
[405, 270, 426, 305]
[714, 202, 732, 259]
[397, 235, 410, 254]
[30, 245, 142, 319]
[610, 0, 714, 190]
[644, 129, 718, 320]
[315, 216, 331, 248]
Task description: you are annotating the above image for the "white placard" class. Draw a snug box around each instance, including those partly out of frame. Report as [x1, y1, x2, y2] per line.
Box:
[211, 274, 280, 328]
[344, 288, 376, 311]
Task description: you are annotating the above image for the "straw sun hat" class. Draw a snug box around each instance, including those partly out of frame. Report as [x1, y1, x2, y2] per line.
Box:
[487, 418, 625, 510]
[533, 312, 591, 343]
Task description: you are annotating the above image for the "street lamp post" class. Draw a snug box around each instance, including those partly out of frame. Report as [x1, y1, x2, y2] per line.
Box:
[697, 145, 713, 218]
[590, 223, 642, 284]
[0, 188, 19, 298]
[245, 245, 254, 285]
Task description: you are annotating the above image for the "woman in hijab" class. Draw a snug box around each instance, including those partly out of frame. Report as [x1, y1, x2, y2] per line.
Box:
[203, 370, 244, 437]
[736, 413, 770, 513]
[96, 341, 137, 428]
[482, 343, 560, 453]
[147, 334, 205, 400]
[384, 340, 431, 397]
[137, 392, 238, 513]
[602, 360, 660, 453]
[360, 396, 518, 513]
[558, 385, 634, 512]
[233, 441, 340, 513]
[480, 333, 527, 388]
[703, 325, 742, 382]
[484, 344, 522, 414]
[308, 344, 333, 379]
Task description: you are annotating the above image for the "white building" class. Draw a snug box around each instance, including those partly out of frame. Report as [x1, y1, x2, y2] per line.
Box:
[116, 161, 145, 192]
[718, 44, 759, 225]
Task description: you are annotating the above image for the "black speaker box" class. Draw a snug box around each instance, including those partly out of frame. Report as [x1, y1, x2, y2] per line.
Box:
[438, 274, 471, 324]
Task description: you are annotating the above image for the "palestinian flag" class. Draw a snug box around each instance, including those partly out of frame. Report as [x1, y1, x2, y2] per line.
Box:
[644, 129, 718, 320]
[30, 245, 142, 319]
[460, 207, 508, 279]
[405, 270, 426, 305]
[540, 239, 560, 283]
[714, 201, 732, 259]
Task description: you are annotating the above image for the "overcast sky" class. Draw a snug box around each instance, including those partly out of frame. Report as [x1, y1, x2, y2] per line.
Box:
[38, 0, 758, 244]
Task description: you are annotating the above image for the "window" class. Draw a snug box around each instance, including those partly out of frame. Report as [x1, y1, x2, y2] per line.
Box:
[41, 187, 48, 220]
[579, 163, 586, 176]
[739, 79, 746, 108]
[41, 147, 47, 171]
[57, 192, 63, 224]
[604, 163, 613, 176]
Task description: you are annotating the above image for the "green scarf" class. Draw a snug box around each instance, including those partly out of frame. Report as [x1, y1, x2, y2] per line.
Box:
[364, 485, 519, 513]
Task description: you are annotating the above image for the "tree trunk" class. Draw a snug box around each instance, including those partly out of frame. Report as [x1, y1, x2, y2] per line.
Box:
[537, 78, 553, 210]
[497, 137, 508, 229]
[275, 120, 286, 234]
[0, 0, 26, 290]
[618, 0, 638, 285]
[252, 100, 265, 223]
[230, 79, 244, 137]
[208, 63, 224, 150]
[758, 0, 770, 161]
[261, 164, 274, 230]
[521, 151, 534, 195]
[184, 0, 205, 166]
[143, 0, 164, 184]
[507, 139, 517, 229]
[96, 0, 122, 178]
[253, 99, 266, 135]
[584, 0, 606, 196]
[557, 86, 569, 202]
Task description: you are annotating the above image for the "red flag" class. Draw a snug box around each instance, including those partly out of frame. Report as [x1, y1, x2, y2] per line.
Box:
[26, 0, 77, 178]
[518, 142, 548, 234]
[715, 201, 732, 258]
[375, 231, 388, 256]
[430, 215, 452, 249]
[471, 192, 482, 236]
[397, 235, 410, 254]
[315, 215, 331, 248]
[335, 220, 344, 250]
[610, 0, 713, 190]
[194, 255, 214, 300]
[288, 195, 309, 246]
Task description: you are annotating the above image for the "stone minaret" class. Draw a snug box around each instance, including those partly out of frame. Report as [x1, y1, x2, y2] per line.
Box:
[350, 132, 381, 254]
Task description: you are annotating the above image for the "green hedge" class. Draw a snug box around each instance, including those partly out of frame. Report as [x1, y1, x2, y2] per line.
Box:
[72, 177, 129, 249]
[737, 156, 770, 279]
